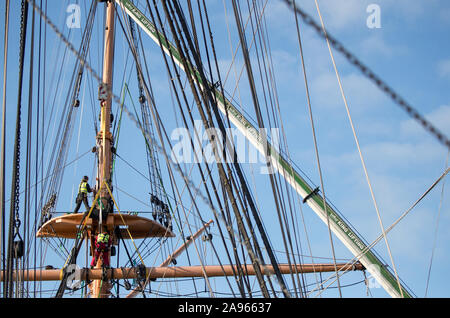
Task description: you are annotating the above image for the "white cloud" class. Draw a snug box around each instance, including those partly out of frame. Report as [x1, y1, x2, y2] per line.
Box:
[360, 34, 392, 57]
[316, 0, 367, 30]
[380, 0, 440, 22]
[401, 105, 450, 139]
[287, 0, 436, 31]
[437, 59, 450, 79]
[439, 7, 450, 24]
[294, 0, 369, 31]
[359, 33, 407, 59]
[309, 71, 385, 114]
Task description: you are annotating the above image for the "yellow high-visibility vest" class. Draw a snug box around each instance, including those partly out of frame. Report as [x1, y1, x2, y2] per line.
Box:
[97, 233, 109, 243]
[79, 181, 88, 194]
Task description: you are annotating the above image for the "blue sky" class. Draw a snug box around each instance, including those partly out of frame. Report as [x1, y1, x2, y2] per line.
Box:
[262, 0, 450, 297]
[0, 0, 449, 298]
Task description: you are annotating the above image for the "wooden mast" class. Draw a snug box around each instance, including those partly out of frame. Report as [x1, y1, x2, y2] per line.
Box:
[97, 0, 114, 220]
[91, 0, 116, 298]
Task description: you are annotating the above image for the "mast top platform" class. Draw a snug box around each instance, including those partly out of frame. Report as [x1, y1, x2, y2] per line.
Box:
[36, 213, 175, 239]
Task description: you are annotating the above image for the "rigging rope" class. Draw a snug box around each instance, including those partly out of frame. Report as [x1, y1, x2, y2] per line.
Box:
[115, 9, 185, 274]
[283, 0, 450, 152]
[162, 0, 246, 297]
[143, 0, 256, 297]
[0, 0, 10, 294]
[21, 2, 38, 297]
[26, 0, 395, 299]
[167, 0, 274, 297]
[243, 0, 303, 296]
[424, 151, 448, 297]
[5, 0, 28, 298]
[309, 166, 450, 298]
[222, 0, 293, 296]
[40, 0, 98, 228]
[33, 0, 45, 297]
[293, 0, 342, 297]
[0, 0, 10, 298]
[252, 0, 309, 296]
[312, 0, 404, 297]
[229, 0, 294, 297]
[198, 0, 264, 295]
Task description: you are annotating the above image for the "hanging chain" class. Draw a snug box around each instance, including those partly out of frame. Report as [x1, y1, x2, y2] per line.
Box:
[4, 0, 27, 298]
[12, 0, 27, 240]
[283, 0, 450, 151]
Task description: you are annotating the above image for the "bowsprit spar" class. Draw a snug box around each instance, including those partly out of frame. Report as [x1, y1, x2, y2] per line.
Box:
[0, 0, 447, 298]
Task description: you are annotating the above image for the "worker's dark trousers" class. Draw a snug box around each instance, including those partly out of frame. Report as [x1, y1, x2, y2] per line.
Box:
[91, 250, 110, 267]
[74, 193, 90, 213]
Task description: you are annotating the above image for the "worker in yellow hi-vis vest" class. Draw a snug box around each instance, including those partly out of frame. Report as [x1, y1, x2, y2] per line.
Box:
[73, 176, 94, 213]
[91, 231, 112, 268]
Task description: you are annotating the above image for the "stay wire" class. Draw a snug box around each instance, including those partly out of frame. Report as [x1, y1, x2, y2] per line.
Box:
[0, 0, 10, 295]
[33, 0, 44, 297]
[246, 0, 304, 297]
[123, 15, 161, 200]
[29, 0, 300, 298]
[120, 1, 224, 296]
[241, 0, 292, 296]
[312, 0, 403, 297]
[118, 5, 177, 235]
[293, 0, 342, 297]
[220, 0, 278, 296]
[40, 0, 98, 229]
[208, 0, 278, 297]
[196, 0, 259, 296]
[163, 0, 269, 297]
[283, 0, 450, 152]
[157, 0, 250, 296]
[308, 167, 449, 298]
[424, 151, 449, 297]
[230, 0, 291, 298]
[6, 0, 28, 298]
[22, 2, 37, 297]
[169, 0, 269, 295]
[289, 2, 322, 295]
[145, 0, 249, 297]
[168, 0, 294, 298]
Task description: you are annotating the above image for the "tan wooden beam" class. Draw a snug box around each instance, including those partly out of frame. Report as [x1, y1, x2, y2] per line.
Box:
[0, 262, 364, 282]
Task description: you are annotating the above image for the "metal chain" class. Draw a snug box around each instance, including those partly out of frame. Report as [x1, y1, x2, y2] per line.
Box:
[283, 0, 450, 151]
[12, 0, 27, 238]
[4, 0, 27, 298]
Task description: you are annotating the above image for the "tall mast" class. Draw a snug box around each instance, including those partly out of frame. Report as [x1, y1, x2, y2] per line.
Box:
[91, 0, 116, 298]
[97, 0, 115, 218]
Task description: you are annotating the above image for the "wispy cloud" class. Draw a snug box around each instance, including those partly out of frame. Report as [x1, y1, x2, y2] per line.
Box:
[437, 59, 450, 79]
[401, 105, 450, 139]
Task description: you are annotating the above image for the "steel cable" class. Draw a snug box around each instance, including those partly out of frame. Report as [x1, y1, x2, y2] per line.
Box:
[283, 0, 450, 152]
